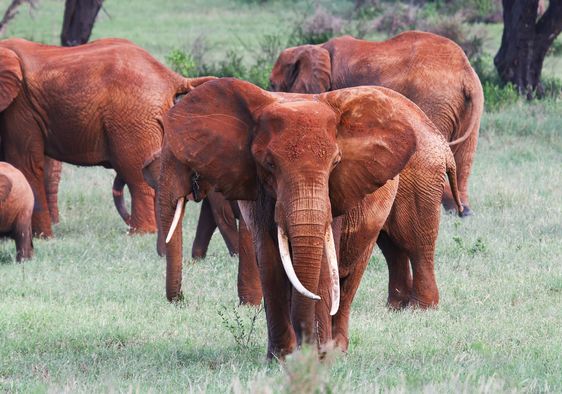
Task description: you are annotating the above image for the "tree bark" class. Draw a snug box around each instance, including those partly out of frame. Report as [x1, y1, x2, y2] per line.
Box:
[494, 0, 562, 99]
[60, 0, 103, 47]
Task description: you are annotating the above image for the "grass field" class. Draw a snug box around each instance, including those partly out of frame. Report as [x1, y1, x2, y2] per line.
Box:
[1, 1, 561, 392]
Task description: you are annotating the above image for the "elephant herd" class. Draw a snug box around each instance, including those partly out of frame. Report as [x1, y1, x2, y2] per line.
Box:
[0, 31, 483, 359]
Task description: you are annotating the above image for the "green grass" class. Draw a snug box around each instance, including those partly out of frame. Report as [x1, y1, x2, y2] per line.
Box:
[1, 1, 562, 392]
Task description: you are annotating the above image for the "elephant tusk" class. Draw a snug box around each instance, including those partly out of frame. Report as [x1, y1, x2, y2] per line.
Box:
[166, 197, 185, 244]
[277, 226, 321, 301]
[324, 225, 340, 316]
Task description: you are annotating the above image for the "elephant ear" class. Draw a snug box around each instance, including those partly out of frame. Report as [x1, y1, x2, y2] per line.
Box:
[0, 174, 13, 203]
[142, 151, 162, 190]
[322, 87, 418, 214]
[164, 78, 275, 200]
[270, 45, 331, 94]
[0, 48, 23, 112]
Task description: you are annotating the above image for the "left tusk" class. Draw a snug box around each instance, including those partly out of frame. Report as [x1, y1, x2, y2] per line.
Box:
[324, 225, 340, 316]
[277, 226, 321, 301]
[166, 197, 185, 243]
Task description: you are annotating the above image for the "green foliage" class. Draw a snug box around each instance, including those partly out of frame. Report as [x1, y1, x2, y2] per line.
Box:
[165, 49, 198, 77]
[217, 304, 263, 350]
[482, 81, 520, 112]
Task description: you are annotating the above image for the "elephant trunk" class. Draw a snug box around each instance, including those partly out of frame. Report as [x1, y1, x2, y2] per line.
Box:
[161, 195, 186, 301]
[158, 152, 192, 302]
[278, 183, 335, 344]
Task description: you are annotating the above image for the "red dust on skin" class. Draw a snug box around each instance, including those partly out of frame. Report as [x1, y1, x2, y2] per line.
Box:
[157, 79, 464, 359]
[269, 31, 484, 216]
[0, 37, 214, 237]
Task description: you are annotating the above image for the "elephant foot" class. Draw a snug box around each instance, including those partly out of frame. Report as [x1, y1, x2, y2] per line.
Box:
[459, 204, 473, 217]
[408, 293, 439, 309]
[387, 287, 412, 310]
[127, 225, 157, 235]
[332, 333, 349, 353]
[191, 248, 207, 260]
[238, 293, 262, 306]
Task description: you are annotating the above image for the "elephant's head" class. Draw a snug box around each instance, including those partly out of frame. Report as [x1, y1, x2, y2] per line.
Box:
[157, 79, 416, 336]
[269, 45, 331, 94]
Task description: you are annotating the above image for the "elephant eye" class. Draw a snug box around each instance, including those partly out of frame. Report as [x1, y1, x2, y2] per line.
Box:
[265, 158, 276, 171]
[333, 155, 342, 167]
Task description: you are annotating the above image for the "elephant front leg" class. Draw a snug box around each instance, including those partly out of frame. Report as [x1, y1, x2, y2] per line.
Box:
[191, 198, 216, 259]
[237, 215, 262, 306]
[238, 201, 295, 359]
[207, 191, 239, 256]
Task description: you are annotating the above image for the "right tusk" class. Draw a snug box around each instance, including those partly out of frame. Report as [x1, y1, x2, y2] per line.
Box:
[277, 226, 321, 301]
[324, 225, 340, 316]
[166, 197, 185, 243]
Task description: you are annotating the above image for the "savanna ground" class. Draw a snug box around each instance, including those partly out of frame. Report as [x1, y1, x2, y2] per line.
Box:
[0, 0, 561, 392]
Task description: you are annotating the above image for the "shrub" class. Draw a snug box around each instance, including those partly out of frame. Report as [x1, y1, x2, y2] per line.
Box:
[482, 81, 520, 112]
[289, 6, 343, 45]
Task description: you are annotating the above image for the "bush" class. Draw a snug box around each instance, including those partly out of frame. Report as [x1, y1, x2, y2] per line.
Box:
[289, 6, 343, 45]
[482, 81, 520, 112]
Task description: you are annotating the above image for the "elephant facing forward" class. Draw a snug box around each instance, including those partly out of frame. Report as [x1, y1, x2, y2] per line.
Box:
[269, 31, 483, 216]
[153, 78, 461, 358]
[0, 38, 213, 237]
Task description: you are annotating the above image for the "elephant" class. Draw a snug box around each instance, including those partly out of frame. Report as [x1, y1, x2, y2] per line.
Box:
[0, 37, 214, 237]
[0, 162, 33, 261]
[142, 151, 263, 306]
[268, 31, 484, 216]
[153, 78, 462, 358]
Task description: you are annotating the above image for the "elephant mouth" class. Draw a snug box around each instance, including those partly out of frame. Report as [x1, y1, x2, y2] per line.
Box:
[277, 225, 340, 316]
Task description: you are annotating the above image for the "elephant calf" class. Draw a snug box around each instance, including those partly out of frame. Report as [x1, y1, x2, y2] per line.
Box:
[0, 162, 33, 261]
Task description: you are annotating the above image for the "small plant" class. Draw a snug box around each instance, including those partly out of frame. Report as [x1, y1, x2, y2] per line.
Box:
[468, 237, 487, 257]
[218, 303, 263, 349]
[278, 343, 339, 394]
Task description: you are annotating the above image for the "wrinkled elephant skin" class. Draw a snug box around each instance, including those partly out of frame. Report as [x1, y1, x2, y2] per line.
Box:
[269, 31, 483, 216]
[0, 38, 214, 237]
[156, 79, 461, 359]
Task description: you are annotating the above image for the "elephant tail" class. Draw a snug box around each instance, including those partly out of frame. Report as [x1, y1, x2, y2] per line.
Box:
[445, 148, 464, 217]
[448, 67, 484, 147]
[112, 174, 131, 225]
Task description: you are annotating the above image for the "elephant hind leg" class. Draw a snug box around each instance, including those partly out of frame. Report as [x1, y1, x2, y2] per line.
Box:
[377, 231, 412, 310]
[409, 251, 439, 308]
[127, 183, 157, 234]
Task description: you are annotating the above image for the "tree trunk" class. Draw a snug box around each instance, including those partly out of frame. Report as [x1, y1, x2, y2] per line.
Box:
[494, 0, 562, 99]
[60, 0, 103, 47]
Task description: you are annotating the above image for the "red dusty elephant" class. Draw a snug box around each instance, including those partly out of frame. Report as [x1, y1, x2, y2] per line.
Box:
[154, 78, 462, 358]
[269, 31, 483, 216]
[0, 38, 213, 237]
[0, 162, 33, 261]
[142, 151, 263, 306]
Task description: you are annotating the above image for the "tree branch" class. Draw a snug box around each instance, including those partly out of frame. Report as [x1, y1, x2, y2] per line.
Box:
[0, 0, 37, 37]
